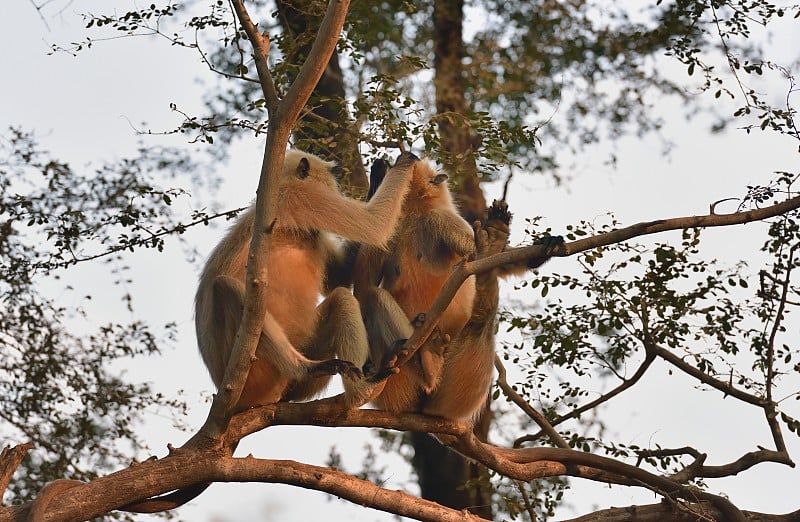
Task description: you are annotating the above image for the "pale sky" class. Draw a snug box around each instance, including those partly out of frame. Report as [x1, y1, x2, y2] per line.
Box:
[2, 1, 800, 520]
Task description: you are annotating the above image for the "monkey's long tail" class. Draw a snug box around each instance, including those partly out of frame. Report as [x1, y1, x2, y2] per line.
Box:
[121, 482, 211, 513]
[120, 438, 241, 514]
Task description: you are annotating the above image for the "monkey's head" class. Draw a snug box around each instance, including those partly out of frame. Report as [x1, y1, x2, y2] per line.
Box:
[404, 161, 453, 214]
[283, 149, 340, 190]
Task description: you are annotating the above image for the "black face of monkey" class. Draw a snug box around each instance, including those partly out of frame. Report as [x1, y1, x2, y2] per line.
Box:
[368, 158, 389, 201]
[297, 157, 311, 179]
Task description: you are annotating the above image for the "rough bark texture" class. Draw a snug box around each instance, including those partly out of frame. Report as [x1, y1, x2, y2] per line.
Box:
[432, 0, 486, 225]
[276, 0, 368, 194]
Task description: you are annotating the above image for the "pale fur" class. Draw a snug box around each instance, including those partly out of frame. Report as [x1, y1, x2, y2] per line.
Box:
[195, 150, 414, 410]
[354, 160, 482, 417]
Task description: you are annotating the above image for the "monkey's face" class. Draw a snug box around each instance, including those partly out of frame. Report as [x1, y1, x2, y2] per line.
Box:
[286, 152, 340, 190]
[405, 162, 450, 211]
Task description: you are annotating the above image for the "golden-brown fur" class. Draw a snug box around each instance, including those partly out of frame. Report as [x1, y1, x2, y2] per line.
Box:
[195, 150, 417, 410]
[353, 158, 479, 415]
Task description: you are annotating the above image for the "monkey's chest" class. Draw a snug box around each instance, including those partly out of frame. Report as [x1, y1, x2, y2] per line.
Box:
[266, 245, 325, 345]
[388, 248, 474, 336]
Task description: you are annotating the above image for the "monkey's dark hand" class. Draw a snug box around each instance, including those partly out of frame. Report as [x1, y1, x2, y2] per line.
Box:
[367, 158, 389, 201]
[528, 235, 564, 269]
[365, 338, 409, 382]
[307, 358, 364, 381]
[393, 151, 420, 168]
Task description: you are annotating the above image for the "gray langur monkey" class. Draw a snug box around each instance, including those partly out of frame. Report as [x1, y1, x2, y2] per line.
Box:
[195, 150, 418, 410]
[356, 156, 561, 421]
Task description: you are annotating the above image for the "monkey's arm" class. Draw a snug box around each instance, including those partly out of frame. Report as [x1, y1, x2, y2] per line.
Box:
[352, 244, 388, 299]
[414, 209, 475, 271]
[280, 155, 416, 247]
[420, 201, 510, 419]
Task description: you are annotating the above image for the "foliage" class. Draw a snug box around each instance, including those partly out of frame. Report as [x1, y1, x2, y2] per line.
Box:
[2, 0, 800, 520]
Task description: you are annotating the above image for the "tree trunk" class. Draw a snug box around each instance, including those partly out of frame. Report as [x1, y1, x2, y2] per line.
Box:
[275, 0, 368, 194]
[409, 3, 493, 517]
[432, 0, 486, 225]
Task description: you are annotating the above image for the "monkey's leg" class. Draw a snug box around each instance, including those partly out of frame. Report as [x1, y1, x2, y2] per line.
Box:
[211, 276, 361, 407]
[359, 287, 427, 411]
[421, 200, 511, 420]
[358, 286, 414, 373]
[420, 270, 499, 421]
[283, 287, 368, 401]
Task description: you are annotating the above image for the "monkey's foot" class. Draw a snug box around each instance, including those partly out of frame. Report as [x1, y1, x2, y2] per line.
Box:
[527, 235, 565, 268]
[366, 338, 409, 382]
[307, 359, 363, 381]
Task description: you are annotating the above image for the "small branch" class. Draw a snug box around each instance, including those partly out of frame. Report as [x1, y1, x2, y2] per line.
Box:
[518, 348, 657, 446]
[494, 355, 569, 449]
[0, 443, 32, 501]
[230, 0, 279, 112]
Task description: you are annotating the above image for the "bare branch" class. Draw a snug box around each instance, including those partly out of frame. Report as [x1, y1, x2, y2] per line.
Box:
[395, 194, 800, 374]
[0, 444, 32, 500]
[494, 355, 569, 449]
[197, 0, 351, 440]
[229, 0, 279, 112]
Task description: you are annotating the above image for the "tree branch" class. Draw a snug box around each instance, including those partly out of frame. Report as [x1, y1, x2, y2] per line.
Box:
[394, 194, 800, 374]
[194, 0, 352, 442]
[494, 355, 570, 449]
[229, 0, 279, 112]
[0, 444, 32, 501]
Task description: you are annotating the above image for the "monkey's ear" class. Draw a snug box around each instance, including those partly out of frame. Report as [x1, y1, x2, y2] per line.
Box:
[296, 157, 311, 179]
[393, 151, 420, 167]
[430, 173, 448, 185]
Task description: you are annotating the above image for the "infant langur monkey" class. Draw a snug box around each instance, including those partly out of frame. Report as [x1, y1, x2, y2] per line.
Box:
[356, 157, 561, 421]
[195, 150, 418, 410]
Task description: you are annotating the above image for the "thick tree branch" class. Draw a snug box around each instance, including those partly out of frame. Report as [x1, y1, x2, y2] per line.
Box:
[562, 502, 800, 522]
[0, 444, 32, 501]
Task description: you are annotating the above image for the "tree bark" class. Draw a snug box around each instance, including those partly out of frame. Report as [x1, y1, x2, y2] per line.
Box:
[432, 0, 486, 225]
[276, 0, 368, 194]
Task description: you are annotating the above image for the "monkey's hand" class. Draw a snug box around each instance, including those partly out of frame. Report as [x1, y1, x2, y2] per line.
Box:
[420, 327, 450, 394]
[528, 235, 564, 269]
[306, 358, 363, 381]
[365, 338, 409, 382]
[446, 226, 478, 259]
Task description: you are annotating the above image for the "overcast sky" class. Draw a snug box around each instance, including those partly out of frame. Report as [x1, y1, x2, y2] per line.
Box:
[3, 1, 800, 520]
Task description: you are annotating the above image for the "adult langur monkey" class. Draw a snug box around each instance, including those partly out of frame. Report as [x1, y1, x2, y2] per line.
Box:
[356, 157, 562, 421]
[195, 150, 419, 410]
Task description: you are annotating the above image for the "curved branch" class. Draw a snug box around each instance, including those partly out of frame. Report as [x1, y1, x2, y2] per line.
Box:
[494, 355, 570, 449]
[395, 194, 800, 374]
